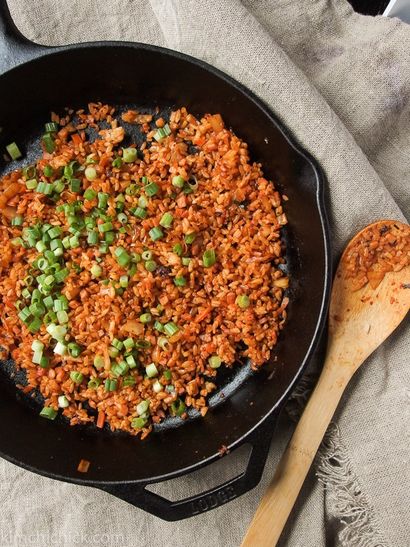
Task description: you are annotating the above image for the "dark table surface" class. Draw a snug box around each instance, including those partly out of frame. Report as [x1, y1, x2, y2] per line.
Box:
[349, 0, 391, 15]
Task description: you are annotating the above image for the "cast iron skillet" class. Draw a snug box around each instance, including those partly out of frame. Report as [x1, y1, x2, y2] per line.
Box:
[0, 1, 331, 521]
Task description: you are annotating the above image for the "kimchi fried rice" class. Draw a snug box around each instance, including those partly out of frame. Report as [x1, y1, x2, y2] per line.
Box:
[0, 103, 289, 438]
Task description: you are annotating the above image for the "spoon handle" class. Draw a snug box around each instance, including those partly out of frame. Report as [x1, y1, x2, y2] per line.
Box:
[241, 361, 350, 547]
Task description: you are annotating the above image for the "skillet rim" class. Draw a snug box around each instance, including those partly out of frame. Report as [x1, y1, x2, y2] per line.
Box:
[0, 40, 332, 487]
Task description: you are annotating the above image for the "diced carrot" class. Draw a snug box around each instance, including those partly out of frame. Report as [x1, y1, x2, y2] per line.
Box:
[195, 307, 212, 323]
[96, 411, 105, 429]
[77, 459, 91, 473]
[71, 133, 82, 146]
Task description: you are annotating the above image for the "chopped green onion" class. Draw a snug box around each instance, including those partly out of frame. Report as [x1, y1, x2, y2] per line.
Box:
[28, 317, 42, 333]
[112, 338, 124, 350]
[158, 337, 169, 350]
[70, 178, 81, 192]
[112, 157, 123, 168]
[125, 183, 138, 196]
[133, 206, 147, 219]
[29, 302, 45, 317]
[104, 378, 117, 392]
[119, 275, 129, 288]
[69, 235, 80, 248]
[154, 124, 171, 141]
[23, 165, 36, 179]
[42, 134, 55, 153]
[145, 260, 157, 272]
[11, 215, 23, 226]
[159, 212, 173, 229]
[84, 188, 97, 200]
[125, 355, 137, 368]
[58, 395, 69, 408]
[123, 337, 134, 350]
[184, 233, 196, 245]
[32, 349, 44, 364]
[171, 399, 186, 417]
[152, 380, 163, 393]
[53, 179, 65, 193]
[164, 322, 179, 337]
[136, 400, 149, 415]
[146, 363, 158, 378]
[54, 341, 67, 355]
[40, 406, 57, 420]
[172, 175, 185, 188]
[43, 165, 54, 177]
[138, 195, 148, 208]
[39, 355, 50, 368]
[70, 371, 84, 384]
[88, 377, 102, 389]
[123, 375, 136, 387]
[22, 288, 31, 300]
[236, 294, 250, 309]
[43, 295, 54, 309]
[209, 355, 222, 369]
[122, 147, 138, 163]
[131, 416, 147, 429]
[203, 248, 216, 268]
[154, 321, 164, 332]
[63, 160, 79, 179]
[91, 264, 102, 278]
[98, 192, 109, 209]
[182, 257, 191, 266]
[174, 276, 187, 287]
[46, 323, 67, 341]
[114, 247, 131, 267]
[117, 212, 128, 224]
[6, 142, 22, 160]
[31, 340, 44, 352]
[53, 296, 68, 311]
[25, 178, 38, 190]
[45, 122, 58, 133]
[104, 231, 115, 244]
[173, 243, 183, 256]
[145, 182, 159, 197]
[37, 182, 53, 195]
[87, 231, 99, 245]
[48, 226, 62, 239]
[139, 313, 152, 324]
[111, 361, 129, 377]
[93, 355, 105, 370]
[86, 154, 97, 164]
[134, 339, 151, 349]
[68, 343, 82, 357]
[108, 346, 119, 358]
[57, 310, 68, 324]
[85, 166, 97, 181]
[163, 369, 172, 381]
[149, 226, 164, 241]
[98, 221, 113, 233]
[141, 250, 152, 261]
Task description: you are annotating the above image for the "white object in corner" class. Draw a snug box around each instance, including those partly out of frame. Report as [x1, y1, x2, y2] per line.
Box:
[384, 0, 410, 22]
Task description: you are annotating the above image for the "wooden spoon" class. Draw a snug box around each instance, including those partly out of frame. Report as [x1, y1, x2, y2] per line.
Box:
[241, 220, 410, 547]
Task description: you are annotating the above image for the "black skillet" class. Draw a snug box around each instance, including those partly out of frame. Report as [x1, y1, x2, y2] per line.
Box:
[0, 1, 331, 521]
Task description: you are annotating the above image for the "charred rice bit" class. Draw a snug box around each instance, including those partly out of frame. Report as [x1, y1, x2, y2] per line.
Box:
[345, 222, 410, 291]
[0, 103, 289, 438]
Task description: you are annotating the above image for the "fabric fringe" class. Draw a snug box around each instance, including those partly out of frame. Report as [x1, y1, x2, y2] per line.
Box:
[316, 423, 388, 547]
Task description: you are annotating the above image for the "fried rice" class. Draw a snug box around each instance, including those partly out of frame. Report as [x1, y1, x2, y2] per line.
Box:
[0, 103, 288, 437]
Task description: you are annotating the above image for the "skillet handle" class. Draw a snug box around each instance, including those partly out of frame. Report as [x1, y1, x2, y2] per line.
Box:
[0, 0, 51, 74]
[97, 413, 280, 521]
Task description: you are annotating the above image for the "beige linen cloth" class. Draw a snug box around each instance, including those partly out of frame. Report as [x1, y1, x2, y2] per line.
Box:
[1, 1, 409, 546]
